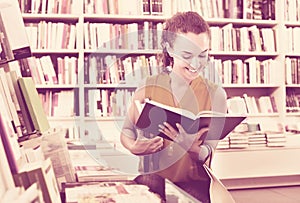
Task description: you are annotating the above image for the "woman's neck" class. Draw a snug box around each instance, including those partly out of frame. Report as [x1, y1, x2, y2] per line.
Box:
[169, 71, 190, 105]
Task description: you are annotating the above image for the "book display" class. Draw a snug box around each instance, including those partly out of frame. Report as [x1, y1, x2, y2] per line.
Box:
[1, 0, 295, 191]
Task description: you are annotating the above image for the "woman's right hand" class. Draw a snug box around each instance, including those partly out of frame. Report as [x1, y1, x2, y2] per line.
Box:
[129, 136, 164, 155]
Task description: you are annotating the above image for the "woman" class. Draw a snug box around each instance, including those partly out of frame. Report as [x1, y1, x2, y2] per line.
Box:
[121, 11, 229, 202]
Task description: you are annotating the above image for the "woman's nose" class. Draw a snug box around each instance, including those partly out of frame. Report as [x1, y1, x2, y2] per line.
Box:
[189, 57, 200, 69]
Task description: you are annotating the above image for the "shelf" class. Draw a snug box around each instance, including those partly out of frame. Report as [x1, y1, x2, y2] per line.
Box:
[206, 18, 277, 27]
[284, 21, 300, 27]
[31, 49, 79, 54]
[35, 84, 79, 89]
[210, 51, 278, 56]
[84, 84, 138, 88]
[84, 116, 125, 121]
[246, 113, 280, 117]
[47, 116, 80, 121]
[83, 14, 167, 23]
[286, 112, 300, 116]
[286, 84, 300, 88]
[22, 13, 80, 22]
[223, 84, 279, 88]
[285, 53, 300, 57]
[216, 145, 300, 153]
[84, 49, 162, 55]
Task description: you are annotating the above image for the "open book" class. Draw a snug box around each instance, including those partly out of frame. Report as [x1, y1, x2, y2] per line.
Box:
[135, 99, 246, 141]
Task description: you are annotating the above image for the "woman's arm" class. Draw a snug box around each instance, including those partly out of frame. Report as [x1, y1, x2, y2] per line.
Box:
[120, 84, 164, 155]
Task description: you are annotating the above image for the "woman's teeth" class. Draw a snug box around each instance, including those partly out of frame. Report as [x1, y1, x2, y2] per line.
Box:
[185, 67, 197, 73]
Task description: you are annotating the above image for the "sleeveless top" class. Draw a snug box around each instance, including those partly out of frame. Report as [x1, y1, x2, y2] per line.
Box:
[139, 73, 218, 183]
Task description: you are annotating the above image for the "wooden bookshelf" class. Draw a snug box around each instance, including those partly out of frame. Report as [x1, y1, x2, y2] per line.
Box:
[15, 0, 300, 187]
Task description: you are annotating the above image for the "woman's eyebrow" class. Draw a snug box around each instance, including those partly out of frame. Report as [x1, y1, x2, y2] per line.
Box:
[181, 50, 192, 54]
[200, 49, 209, 54]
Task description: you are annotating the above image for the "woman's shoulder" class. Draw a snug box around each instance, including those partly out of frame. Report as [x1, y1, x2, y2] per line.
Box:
[145, 72, 170, 84]
[136, 73, 169, 89]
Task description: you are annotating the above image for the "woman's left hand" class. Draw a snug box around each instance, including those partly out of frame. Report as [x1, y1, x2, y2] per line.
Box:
[158, 122, 208, 151]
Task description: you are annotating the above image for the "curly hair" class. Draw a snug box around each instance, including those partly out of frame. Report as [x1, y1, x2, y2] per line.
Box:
[161, 11, 210, 68]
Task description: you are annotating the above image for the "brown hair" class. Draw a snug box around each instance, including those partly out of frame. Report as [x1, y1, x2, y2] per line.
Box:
[161, 11, 210, 68]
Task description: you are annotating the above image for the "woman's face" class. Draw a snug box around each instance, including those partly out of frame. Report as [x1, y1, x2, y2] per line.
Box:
[168, 32, 210, 83]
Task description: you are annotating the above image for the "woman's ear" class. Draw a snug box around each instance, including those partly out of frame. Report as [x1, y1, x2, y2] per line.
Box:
[165, 42, 174, 57]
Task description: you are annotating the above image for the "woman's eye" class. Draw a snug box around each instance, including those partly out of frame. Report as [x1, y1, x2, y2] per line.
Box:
[198, 54, 207, 58]
[182, 55, 192, 60]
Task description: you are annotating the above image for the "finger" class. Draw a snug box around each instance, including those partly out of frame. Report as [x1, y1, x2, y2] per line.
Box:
[158, 124, 165, 131]
[176, 123, 186, 134]
[152, 136, 163, 143]
[163, 122, 177, 134]
[196, 127, 209, 140]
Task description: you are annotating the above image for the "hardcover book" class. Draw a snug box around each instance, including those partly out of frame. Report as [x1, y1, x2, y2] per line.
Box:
[17, 77, 50, 134]
[135, 99, 246, 141]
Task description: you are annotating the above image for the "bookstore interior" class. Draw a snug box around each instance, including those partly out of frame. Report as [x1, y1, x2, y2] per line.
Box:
[1, 0, 300, 202]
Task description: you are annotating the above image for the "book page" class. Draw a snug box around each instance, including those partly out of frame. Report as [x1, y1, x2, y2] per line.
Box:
[146, 99, 197, 120]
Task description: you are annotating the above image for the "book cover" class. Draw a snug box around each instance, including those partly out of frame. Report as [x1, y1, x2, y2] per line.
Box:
[0, 92, 23, 174]
[135, 99, 246, 141]
[17, 77, 50, 134]
[20, 158, 62, 203]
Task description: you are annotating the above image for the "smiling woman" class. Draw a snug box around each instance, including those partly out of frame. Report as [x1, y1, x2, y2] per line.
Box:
[120, 11, 232, 202]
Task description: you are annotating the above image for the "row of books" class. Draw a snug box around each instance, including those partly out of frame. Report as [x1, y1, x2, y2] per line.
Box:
[18, 0, 81, 14]
[18, 55, 78, 85]
[84, 54, 163, 85]
[84, 22, 163, 50]
[15, 54, 275, 88]
[25, 22, 77, 50]
[286, 90, 300, 113]
[85, 89, 134, 117]
[84, 0, 275, 20]
[20, 0, 278, 20]
[227, 94, 278, 115]
[39, 90, 77, 117]
[225, 131, 286, 149]
[284, 0, 300, 21]
[285, 27, 300, 53]
[285, 57, 300, 85]
[209, 57, 274, 85]
[210, 25, 276, 52]
[0, 64, 65, 202]
[0, 128, 45, 202]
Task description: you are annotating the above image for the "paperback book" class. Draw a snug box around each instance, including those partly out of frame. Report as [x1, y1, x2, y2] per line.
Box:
[135, 99, 246, 141]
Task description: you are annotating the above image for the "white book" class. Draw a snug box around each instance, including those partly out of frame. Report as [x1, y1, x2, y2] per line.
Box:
[89, 56, 97, 84]
[227, 96, 247, 114]
[210, 26, 221, 51]
[258, 96, 274, 113]
[88, 89, 101, 117]
[63, 56, 70, 84]
[83, 22, 90, 49]
[46, 21, 52, 49]
[51, 23, 57, 49]
[69, 56, 78, 85]
[67, 24, 76, 49]
[245, 57, 257, 84]
[89, 23, 97, 50]
[101, 89, 108, 117]
[0, 69, 22, 137]
[248, 25, 262, 52]
[41, 0, 47, 14]
[285, 57, 292, 84]
[0, 92, 23, 173]
[55, 22, 64, 49]
[293, 27, 300, 52]
[123, 57, 135, 84]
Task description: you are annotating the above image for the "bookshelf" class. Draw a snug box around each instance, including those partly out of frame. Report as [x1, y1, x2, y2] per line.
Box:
[16, 0, 300, 187]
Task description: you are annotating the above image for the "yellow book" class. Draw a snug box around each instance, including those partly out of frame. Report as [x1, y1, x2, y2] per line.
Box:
[17, 77, 50, 134]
